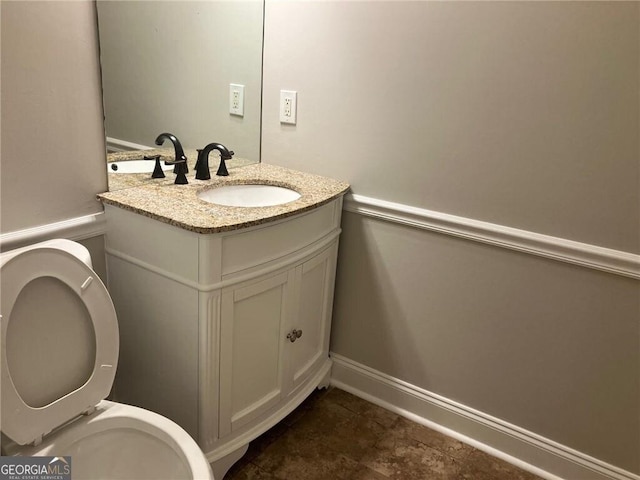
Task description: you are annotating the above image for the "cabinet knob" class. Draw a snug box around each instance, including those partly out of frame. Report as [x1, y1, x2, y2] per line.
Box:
[286, 329, 303, 342]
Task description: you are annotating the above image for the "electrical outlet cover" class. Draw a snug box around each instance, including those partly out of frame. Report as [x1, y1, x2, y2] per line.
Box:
[279, 90, 297, 124]
[229, 84, 245, 116]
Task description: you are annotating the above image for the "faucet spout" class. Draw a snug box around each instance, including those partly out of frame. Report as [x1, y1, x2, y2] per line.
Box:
[196, 142, 234, 179]
[155, 132, 188, 174]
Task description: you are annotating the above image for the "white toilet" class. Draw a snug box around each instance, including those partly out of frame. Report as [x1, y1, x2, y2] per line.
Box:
[0, 239, 214, 480]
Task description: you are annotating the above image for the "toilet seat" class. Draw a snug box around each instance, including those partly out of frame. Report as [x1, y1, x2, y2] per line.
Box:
[1, 241, 119, 446]
[2, 400, 214, 480]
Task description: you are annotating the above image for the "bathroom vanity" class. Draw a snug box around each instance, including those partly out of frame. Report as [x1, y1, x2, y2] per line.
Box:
[99, 163, 348, 477]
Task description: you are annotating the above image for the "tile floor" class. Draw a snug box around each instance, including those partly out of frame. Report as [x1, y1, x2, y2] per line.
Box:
[224, 387, 544, 480]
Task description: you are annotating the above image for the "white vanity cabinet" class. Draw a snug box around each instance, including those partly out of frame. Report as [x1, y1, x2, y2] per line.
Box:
[219, 242, 336, 437]
[103, 196, 343, 474]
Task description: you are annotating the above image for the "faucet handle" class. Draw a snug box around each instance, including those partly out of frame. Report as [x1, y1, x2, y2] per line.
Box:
[144, 154, 165, 179]
[164, 159, 188, 185]
[216, 148, 234, 177]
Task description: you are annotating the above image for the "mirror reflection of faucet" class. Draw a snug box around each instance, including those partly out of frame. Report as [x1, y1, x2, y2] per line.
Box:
[154, 132, 189, 184]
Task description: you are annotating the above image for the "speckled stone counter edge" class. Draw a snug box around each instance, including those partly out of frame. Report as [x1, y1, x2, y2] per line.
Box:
[98, 163, 350, 234]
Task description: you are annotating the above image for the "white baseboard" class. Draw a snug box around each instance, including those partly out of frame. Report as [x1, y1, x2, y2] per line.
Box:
[343, 194, 640, 280]
[329, 353, 639, 480]
[0, 212, 106, 251]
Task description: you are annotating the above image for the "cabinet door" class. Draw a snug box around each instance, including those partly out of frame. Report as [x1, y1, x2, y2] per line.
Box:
[288, 242, 338, 392]
[219, 270, 293, 437]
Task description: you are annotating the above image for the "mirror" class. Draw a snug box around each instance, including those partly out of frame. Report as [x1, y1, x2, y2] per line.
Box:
[96, 0, 264, 190]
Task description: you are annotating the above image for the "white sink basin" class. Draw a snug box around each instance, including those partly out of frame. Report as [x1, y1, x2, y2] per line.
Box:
[197, 184, 301, 207]
[107, 160, 173, 174]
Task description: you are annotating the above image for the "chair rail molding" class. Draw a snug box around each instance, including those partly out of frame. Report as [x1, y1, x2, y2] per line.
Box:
[0, 212, 106, 251]
[105, 137, 152, 153]
[343, 194, 640, 279]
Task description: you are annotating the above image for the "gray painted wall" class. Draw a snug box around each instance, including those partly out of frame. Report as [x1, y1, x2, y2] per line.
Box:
[1, 0, 107, 235]
[334, 212, 639, 472]
[262, 1, 639, 474]
[262, 1, 639, 253]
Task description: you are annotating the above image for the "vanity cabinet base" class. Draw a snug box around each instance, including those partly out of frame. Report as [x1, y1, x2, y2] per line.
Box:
[209, 359, 332, 476]
[103, 197, 343, 476]
[211, 444, 248, 480]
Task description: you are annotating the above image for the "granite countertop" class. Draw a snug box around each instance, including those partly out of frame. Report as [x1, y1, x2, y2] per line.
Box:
[107, 148, 255, 191]
[98, 163, 350, 234]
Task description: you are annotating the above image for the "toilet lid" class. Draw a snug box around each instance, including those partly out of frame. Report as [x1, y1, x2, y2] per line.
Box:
[1, 244, 119, 445]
